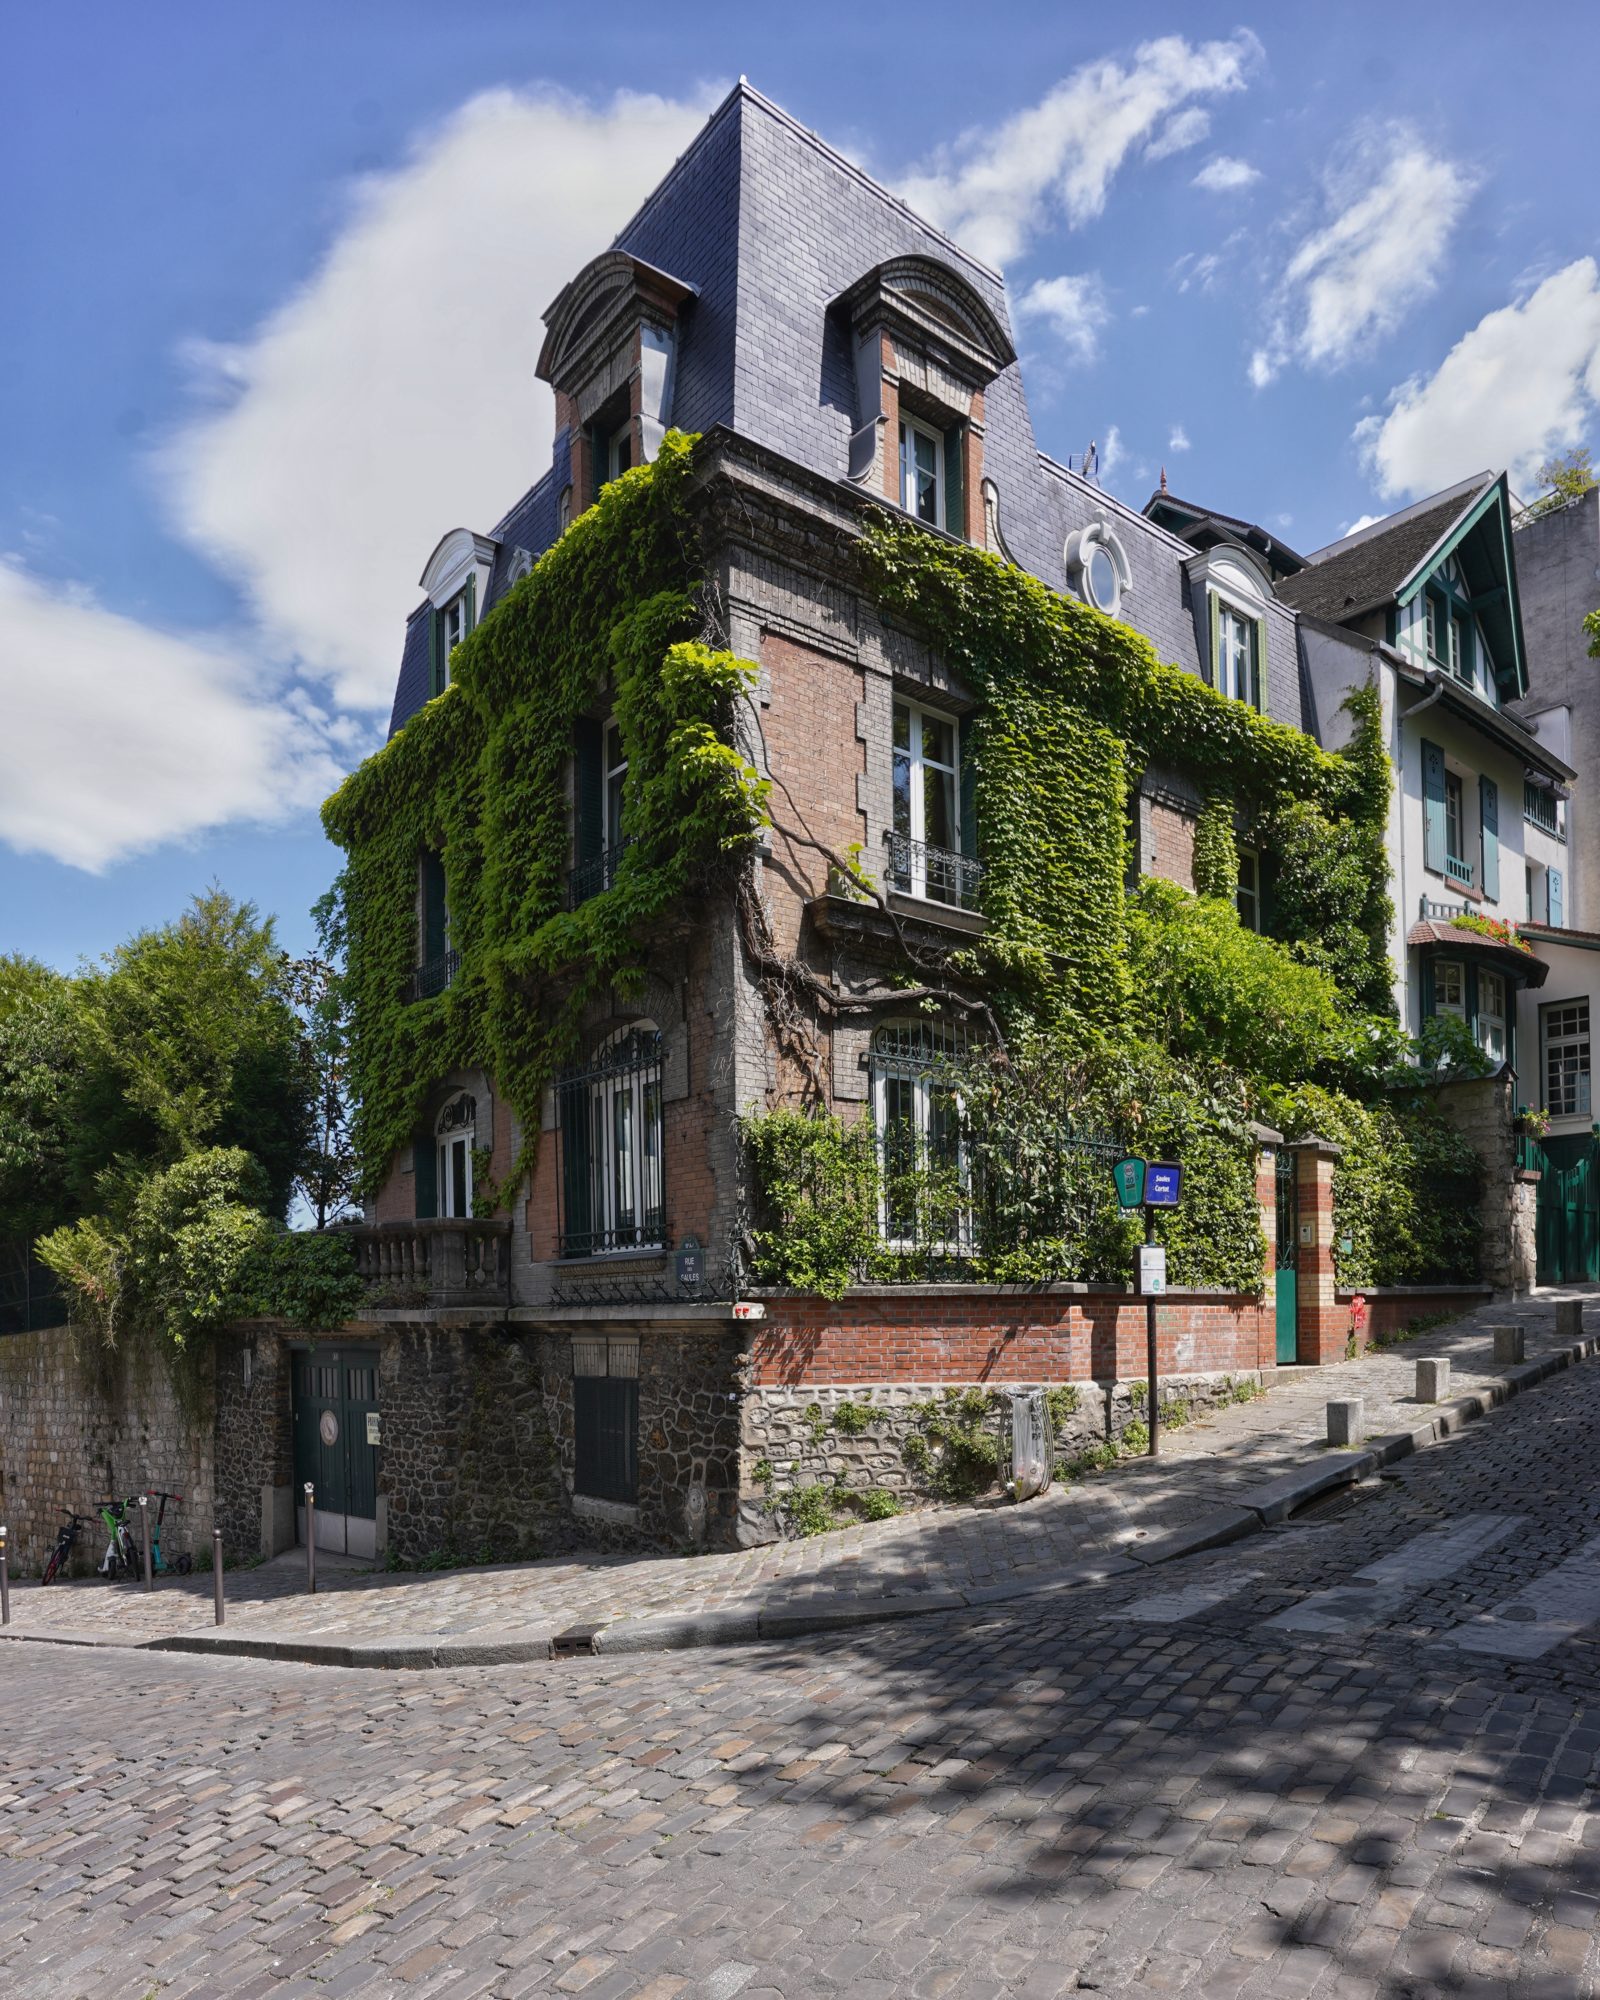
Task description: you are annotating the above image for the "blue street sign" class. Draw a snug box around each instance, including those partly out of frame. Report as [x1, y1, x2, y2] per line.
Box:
[1145, 1162, 1182, 1208]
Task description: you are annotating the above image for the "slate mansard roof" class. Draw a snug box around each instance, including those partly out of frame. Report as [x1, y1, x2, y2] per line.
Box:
[386, 83, 1290, 736]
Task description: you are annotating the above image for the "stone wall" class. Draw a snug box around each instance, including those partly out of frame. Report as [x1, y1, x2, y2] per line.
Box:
[738, 1369, 1260, 1544]
[1434, 1072, 1536, 1296]
[0, 1323, 214, 1574]
[541, 1323, 745, 1551]
[378, 1320, 564, 1565]
[213, 1323, 294, 1560]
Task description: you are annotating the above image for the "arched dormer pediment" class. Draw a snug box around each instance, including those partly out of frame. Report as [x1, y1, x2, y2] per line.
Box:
[420, 527, 499, 607]
[1185, 539, 1277, 606]
[833, 255, 1016, 387]
[537, 250, 697, 400]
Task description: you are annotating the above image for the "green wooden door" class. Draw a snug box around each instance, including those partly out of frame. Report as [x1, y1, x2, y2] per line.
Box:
[1538, 1137, 1600, 1284]
[291, 1345, 380, 1555]
[1274, 1150, 1299, 1363]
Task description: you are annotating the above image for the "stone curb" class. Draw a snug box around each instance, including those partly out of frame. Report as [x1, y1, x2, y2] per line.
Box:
[7, 1329, 1597, 1672]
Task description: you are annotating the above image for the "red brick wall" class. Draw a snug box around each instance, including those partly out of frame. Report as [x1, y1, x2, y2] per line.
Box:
[1147, 799, 1197, 892]
[1339, 1289, 1492, 1346]
[747, 1289, 1272, 1387]
[759, 630, 867, 959]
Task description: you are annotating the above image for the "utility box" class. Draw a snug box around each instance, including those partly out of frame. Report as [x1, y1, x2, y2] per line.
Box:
[1009, 1389, 1053, 1501]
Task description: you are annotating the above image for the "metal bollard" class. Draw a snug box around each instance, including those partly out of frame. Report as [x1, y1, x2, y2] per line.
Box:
[304, 1483, 317, 1595]
[1, 1525, 9, 1627]
[212, 1527, 225, 1627]
[139, 1495, 153, 1592]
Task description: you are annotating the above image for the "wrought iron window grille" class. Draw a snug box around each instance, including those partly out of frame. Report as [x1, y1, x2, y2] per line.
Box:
[567, 841, 631, 911]
[884, 831, 983, 912]
[404, 948, 460, 1003]
[555, 1026, 666, 1259]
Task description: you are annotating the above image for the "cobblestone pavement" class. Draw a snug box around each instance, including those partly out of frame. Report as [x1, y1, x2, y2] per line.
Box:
[3, 1291, 1589, 1651]
[5, 1316, 1600, 1995]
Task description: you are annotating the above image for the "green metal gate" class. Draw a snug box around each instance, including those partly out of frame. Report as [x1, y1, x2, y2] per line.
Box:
[1537, 1136, 1600, 1285]
[1275, 1149, 1299, 1364]
[291, 1345, 380, 1558]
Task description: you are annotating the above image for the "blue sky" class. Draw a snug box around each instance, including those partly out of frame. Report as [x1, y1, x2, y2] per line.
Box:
[6, 1, 1600, 967]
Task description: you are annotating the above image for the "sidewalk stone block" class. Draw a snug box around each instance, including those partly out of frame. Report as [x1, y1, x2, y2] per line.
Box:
[1327, 1399, 1363, 1447]
[1492, 1326, 1525, 1365]
[1416, 1358, 1450, 1404]
[1556, 1300, 1584, 1341]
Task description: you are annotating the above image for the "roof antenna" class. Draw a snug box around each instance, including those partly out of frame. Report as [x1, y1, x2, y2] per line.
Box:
[1083, 439, 1098, 481]
[1159, 465, 1168, 493]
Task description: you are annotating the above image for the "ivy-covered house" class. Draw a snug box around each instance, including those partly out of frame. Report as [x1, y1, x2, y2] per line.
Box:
[313, 82, 1467, 1561]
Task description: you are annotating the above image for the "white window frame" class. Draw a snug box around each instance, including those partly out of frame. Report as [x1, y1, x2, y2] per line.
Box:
[1065, 523, 1131, 619]
[603, 719, 627, 856]
[586, 1026, 664, 1253]
[1434, 960, 1466, 1020]
[437, 592, 468, 687]
[606, 423, 634, 485]
[1444, 770, 1465, 866]
[1236, 845, 1261, 932]
[871, 1027, 971, 1254]
[891, 698, 961, 900]
[436, 1095, 476, 1218]
[1476, 969, 1507, 1065]
[1543, 999, 1591, 1118]
[898, 414, 944, 527]
[1215, 599, 1257, 706]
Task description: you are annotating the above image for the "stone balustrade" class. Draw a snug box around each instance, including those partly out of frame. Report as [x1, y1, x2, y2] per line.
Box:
[350, 1218, 512, 1310]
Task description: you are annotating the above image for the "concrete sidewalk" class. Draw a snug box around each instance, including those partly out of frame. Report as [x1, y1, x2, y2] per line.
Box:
[4, 1289, 1594, 1669]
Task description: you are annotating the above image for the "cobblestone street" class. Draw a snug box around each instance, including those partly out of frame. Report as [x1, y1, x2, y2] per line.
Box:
[5, 1311, 1600, 1996]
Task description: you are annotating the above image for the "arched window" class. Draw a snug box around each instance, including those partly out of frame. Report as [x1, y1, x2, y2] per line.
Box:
[870, 1020, 971, 1253]
[555, 1025, 665, 1256]
[436, 1092, 477, 1218]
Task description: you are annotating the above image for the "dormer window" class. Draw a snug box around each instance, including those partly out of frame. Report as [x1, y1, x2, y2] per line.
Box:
[1186, 547, 1272, 714]
[419, 527, 497, 698]
[1065, 523, 1132, 619]
[1216, 600, 1260, 708]
[900, 416, 944, 525]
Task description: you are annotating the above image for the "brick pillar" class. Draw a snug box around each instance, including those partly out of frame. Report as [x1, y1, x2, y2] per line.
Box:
[1253, 1123, 1282, 1374]
[1293, 1136, 1343, 1365]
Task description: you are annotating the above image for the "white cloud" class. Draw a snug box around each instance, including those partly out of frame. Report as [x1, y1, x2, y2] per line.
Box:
[161, 86, 710, 712]
[1175, 250, 1223, 295]
[1015, 273, 1110, 363]
[899, 32, 1260, 267]
[1099, 424, 1124, 474]
[1341, 513, 1385, 536]
[1250, 124, 1474, 385]
[1169, 424, 1191, 452]
[0, 561, 341, 873]
[1356, 258, 1600, 498]
[1192, 155, 1260, 193]
[1145, 107, 1211, 162]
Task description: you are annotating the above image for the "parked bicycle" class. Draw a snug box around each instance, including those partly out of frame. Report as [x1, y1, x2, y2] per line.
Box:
[40, 1509, 96, 1585]
[94, 1497, 140, 1581]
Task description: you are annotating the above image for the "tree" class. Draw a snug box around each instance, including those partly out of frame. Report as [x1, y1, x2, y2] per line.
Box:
[1524, 447, 1596, 520]
[68, 887, 313, 1217]
[285, 878, 360, 1229]
[0, 959, 81, 1243]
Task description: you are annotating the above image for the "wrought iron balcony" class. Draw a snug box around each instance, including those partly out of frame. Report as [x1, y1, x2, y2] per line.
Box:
[350, 1217, 511, 1310]
[567, 842, 630, 910]
[884, 832, 984, 912]
[404, 949, 459, 1003]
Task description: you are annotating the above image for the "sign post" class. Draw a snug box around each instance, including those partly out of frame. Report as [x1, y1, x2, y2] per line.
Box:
[1113, 1158, 1182, 1457]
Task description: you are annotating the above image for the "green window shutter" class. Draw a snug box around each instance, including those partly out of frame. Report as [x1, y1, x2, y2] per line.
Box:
[412, 1136, 437, 1219]
[943, 423, 965, 540]
[1479, 775, 1500, 902]
[1422, 739, 1447, 873]
[1206, 591, 1220, 688]
[464, 572, 477, 634]
[428, 609, 443, 698]
[1252, 618, 1267, 712]
[573, 716, 604, 865]
[1550, 867, 1564, 928]
[420, 849, 448, 961]
[957, 713, 977, 858]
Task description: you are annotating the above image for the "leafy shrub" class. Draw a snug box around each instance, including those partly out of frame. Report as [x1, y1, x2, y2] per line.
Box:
[855, 1489, 902, 1522]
